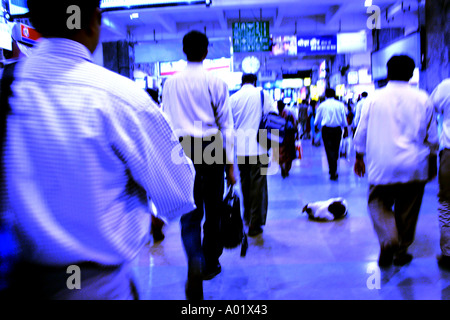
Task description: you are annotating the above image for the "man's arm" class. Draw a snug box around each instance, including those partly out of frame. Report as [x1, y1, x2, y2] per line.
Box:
[210, 80, 236, 184]
[103, 96, 196, 223]
[263, 90, 278, 114]
[353, 99, 370, 177]
[314, 105, 323, 128]
[424, 98, 440, 181]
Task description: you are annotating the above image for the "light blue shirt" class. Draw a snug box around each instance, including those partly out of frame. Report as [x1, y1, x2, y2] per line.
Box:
[4, 38, 196, 266]
[230, 85, 277, 156]
[314, 98, 348, 128]
[354, 81, 439, 185]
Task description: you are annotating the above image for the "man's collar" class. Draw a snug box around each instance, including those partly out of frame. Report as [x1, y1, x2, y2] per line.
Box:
[34, 38, 92, 62]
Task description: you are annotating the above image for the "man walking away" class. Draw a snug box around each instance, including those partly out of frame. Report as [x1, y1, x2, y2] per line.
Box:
[314, 88, 347, 180]
[162, 30, 235, 300]
[430, 78, 450, 269]
[354, 55, 439, 268]
[230, 73, 277, 237]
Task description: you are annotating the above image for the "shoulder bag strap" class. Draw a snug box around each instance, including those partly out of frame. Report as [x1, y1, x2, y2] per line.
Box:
[260, 89, 265, 120]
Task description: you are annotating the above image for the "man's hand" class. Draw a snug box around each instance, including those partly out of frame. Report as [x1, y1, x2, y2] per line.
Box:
[354, 154, 366, 177]
[226, 164, 236, 187]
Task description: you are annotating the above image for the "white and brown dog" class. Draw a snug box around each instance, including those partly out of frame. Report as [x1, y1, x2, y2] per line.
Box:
[302, 198, 348, 221]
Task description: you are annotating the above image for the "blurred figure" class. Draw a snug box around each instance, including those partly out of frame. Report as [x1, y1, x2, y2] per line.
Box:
[277, 99, 285, 115]
[354, 55, 439, 268]
[279, 107, 298, 178]
[298, 100, 310, 139]
[353, 91, 368, 133]
[430, 78, 450, 269]
[162, 30, 235, 300]
[1, 23, 34, 65]
[1, 0, 195, 300]
[230, 73, 277, 237]
[314, 89, 347, 180]
[309, 100, 321, 147]
[340, 104, 354, 159]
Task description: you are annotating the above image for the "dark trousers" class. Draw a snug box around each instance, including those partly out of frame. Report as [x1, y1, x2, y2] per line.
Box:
[368, 182, 426, 255]
[180, 136, 225, 271]
[438, 149, 450, 256]
[321, 126, 342, 177]
[237, 155, 269, 228]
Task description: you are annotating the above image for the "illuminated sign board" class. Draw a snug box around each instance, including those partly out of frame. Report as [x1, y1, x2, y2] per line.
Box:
[271, 35, 297, 56]
[232, 21, 270, 53]
[319, 60, 327, 79]
[297, 35, 337, 55]
[348, 71, 359, 85]
[337, 31, 367, 54]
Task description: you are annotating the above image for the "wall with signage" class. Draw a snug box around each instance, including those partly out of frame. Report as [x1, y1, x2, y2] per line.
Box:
[297, 35, 337, 55]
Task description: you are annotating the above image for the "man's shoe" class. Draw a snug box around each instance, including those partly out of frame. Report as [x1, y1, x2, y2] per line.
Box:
[330, 174, 338, 181]
[437, 254, 450, 270]
[378, 242, 398, 268]
[393, 253, 413, 266]
[203, 263, 221, 280]
[248, 226, 263, 237]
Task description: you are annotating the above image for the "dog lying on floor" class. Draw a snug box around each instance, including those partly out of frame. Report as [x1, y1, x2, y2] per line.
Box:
[302, 197, 348, 221]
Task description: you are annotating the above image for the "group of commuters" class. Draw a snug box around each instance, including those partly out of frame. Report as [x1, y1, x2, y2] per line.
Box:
[353, 55, 448, 270]
[0, 0, 449, 302]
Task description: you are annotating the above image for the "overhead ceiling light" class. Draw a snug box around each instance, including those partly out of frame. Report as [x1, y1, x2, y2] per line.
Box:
[130, 13, 139, 20]
[364, 0, 372, 7]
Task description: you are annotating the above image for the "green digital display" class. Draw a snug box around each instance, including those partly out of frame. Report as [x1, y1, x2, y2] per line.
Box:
[232, 21, 270, 53]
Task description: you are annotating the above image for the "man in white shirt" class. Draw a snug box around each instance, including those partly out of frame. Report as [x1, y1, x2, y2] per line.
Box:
[1, 0, 196, 299]
[430, 78, 450, 269]
[314, 88, 348, 180]
[162, 30, 235, 300]
[353, 91, 368, 131]
[230, 73, 277, 237]
[354, 55, 439, 268]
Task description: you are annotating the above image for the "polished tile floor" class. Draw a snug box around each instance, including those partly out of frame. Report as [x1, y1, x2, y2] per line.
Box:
[132, 139, 450, 300]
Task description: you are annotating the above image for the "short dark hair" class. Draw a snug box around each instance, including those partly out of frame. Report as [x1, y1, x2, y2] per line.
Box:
[387, 55, 415, 81]
[361, 92, 368, 98]
[242, 73, 257, 85]
[325, 88, 336, 98]
[183, 31, 209, 62]
[27, 0, 100, 38]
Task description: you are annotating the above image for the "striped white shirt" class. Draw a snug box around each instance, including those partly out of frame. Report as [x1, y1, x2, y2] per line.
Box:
[4, 38, 196, 266]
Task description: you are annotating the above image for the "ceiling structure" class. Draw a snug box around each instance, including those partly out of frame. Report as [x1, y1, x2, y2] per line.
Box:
[100, 0, 421, 73]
